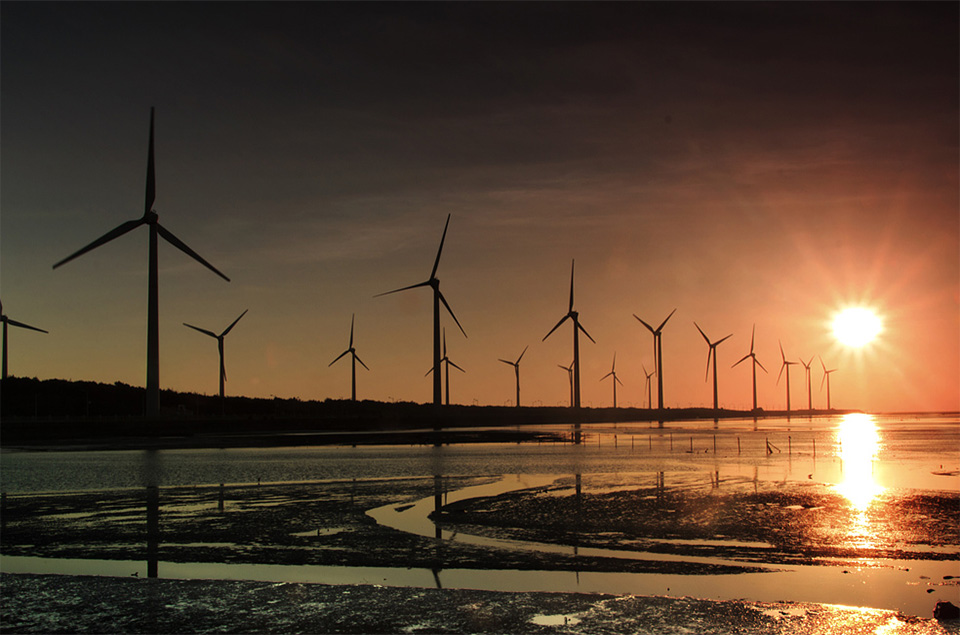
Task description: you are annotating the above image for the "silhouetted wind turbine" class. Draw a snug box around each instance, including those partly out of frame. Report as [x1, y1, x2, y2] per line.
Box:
[183, 310, 247, 400]
[634, 309, 676, 409]
[819, 356, 837, 410]
[642, 364, 655, 409]
[600, 353, 624, 408]
[694, 322, 732, 411]
[498, 346, 528, 407]
[425, 329, 464, 406]
[0, 301, 48, 380]
[376, 214, 465, 406]
[543, 260, 594, 408]
[732, 325, 767, 411]
[777, 341, 798, 414]
[329, 314, 369, 402]
[558, 362, 574, 407]
[799, 357, 813, 410]
[52, 108, 229, 416]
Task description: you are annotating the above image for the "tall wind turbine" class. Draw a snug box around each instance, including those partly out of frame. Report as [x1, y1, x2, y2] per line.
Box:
[694, 322, 732, 411]
[52, 108, 229, 416]
[776, 341, 798, 414]
[558, 362, 574, 407]
[732, 324, 767, 411]
[600, 353, 624, 408]
[642, 364, 655, 409]
[425, 329, 464, 406]
[183, 310, 247, 400]
[498, 345, 528, 407]
[543, 260, 594, 408]
[799, 357, 813, 410]
[0, 301, 48, 380]
[377, 214, 466, 406]
[634, 309, 676, 409]
[329, 313, 369, 402]
[819, 356, 837, 410]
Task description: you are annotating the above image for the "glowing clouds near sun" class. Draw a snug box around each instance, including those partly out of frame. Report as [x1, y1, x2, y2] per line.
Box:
[832, 308, 882, 348]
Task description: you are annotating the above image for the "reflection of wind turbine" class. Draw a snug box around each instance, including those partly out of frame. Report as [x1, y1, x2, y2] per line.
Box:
[329, 314, 369, 402]
[425, 329, 464, 406]
[694, 322, 732, 411]
[558, 362, 574, 407]
[52, 108, 230, 416]
[0, 301, 48, 380]
[376, 214, 465, 406]
[642, 364, 655, 409]
[498, 346, 528, 407]
[543, 260, 594, 408]
[799, 357, 813, 410]
[732, 324, 767, 411]
[777, 341, 798, 414]
[819, 356, 837, 410]
[600, 353, 624, 408]
[183, 310, 247, 400]
[634, 309, 676, 409]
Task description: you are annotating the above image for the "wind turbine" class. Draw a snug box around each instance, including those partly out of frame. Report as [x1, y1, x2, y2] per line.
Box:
[694, 322, 732, 411]
[732, 324, 767, 411]
[819, 356, 837, 410]
[543, 260, 594, 408]
[776, 341, 799, 414]
[634, 309, 676, 409]
[799, 357, 813, 410]
[498, 345, 528, 407]
[376, 214, 465, 406]
[425, 329, 464, 406]
[600, 353, 624, 408]
[183, 310, 247, 400]
[52, 108, 229, 416]
[642, 364, 655, 409]
[329, 313, 369, 402]
[0, 301, 48, 379]
[558, 361, 574, 407]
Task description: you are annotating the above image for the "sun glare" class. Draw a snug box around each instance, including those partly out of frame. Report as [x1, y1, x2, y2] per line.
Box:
[832, 307, 882, 347]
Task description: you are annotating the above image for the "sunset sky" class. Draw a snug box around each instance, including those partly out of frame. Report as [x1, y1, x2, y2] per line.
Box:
[2, 2, 957, 413]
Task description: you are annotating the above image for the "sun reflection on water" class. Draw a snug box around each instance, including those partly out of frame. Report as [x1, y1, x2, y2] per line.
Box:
[835, 413, 885, 548]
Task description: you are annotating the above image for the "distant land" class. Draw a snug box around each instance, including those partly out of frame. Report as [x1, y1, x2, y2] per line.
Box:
[1, 377, 853, 450]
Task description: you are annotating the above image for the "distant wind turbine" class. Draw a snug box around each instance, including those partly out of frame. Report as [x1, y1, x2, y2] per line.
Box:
[329, 314, 369, 402]
[425, 329, 464, 406]
[694, 322, 732, 411]
[52, 108, 229, 416]
[600, 353, 624, 408]
[634, 309, 676, 409]
[543, 260, 594, 408]
[732, 324, 767, 411]
[819, 356, 838, 410]
[376, 214, 465, 406]
[642, 364, 655, 409]
[498, 345, 528, 407]
[183, 310, 247, 400]
[776, 341, 799, 414]
[0, 301, 48, 380]
[558, 362, 574, 407]
[799, 357, 813, 410]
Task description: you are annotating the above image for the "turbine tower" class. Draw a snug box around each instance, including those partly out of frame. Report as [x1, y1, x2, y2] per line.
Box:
[558, 362, 574, 407]
[329, 313, 369, 402]
[600, 353, 624, 408]
[0, 301, 48, 380]
[52, 108, 230, 416]
[183, 310, 247, 400]
[498, 345, 528, 407]
[819, 356, 837, 410]
[776, 341, 799, 414]
[543, 260, 594, 408]
[634, 309, 676, 409]
[642, 364, 655, 409]
[732, 324, 767, 411]
[376, 214, 465, 406]
[799, 357, 813, 410]
[425, 329, 464, 406]
[694, 322, 732, 411]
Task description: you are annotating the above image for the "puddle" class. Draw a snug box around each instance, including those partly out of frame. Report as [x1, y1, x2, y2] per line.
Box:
[530, 613, 582, 626]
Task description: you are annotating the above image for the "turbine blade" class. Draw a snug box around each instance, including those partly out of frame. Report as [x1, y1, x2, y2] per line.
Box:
[53, 218, 145, 269]
[329, 350, 350, 367]
[656, 308, 677, 332]
[449, 361, 465, 373]
[779, 340, 786, 363]
[577, 321, 596, 344]
[374, 280, 431, 297]
[615, 376, 624, 386]
[716, 333, 733, 346]
[568, 259, 575, 312]
[430, 214, 451, 280]
[543, 315, 569, 341]
[777, 362, 785, 385]
[820, 373, 827, 391]
[750, 324, 756, 353]
[438, 291, 467, 338]
[498, 359, 513, 366]
[145, 107, 156, 215]
[157, 224, 230, 281]
[694, 321, 710, 344]
[349, 313, 355, 348]
[732, 353, 751, 368]
[5, 319, 48, 334]
[221, 309, 248, 336]
[819, 355, 827, 372]
[633, 314, 656, 334]
[516, 345, 528, 364]
[600, 371, 613, 381]
[756, 357, 768, 373]
[425, 367, 434, 377]
[704, 348, 712, 382]
[183, 323, 218, 338]
[354, 353, 370, 371]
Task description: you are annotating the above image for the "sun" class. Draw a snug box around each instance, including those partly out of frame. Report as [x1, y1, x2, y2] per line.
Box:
[832, 307, 882, 347]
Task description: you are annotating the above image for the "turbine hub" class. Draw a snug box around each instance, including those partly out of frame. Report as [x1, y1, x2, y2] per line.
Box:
[145, 209, 159, 224]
